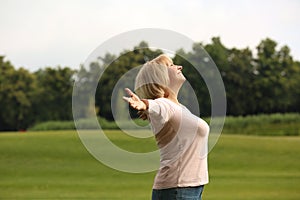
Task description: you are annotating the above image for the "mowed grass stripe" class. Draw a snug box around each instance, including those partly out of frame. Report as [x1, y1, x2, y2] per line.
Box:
[0, 131, 299, 199]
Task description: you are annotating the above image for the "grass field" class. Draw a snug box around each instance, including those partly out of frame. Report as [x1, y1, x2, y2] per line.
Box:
[0, 130, 299, 199]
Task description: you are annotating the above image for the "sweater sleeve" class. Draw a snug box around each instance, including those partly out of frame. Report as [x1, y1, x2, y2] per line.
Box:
[148, 98, 175, 134]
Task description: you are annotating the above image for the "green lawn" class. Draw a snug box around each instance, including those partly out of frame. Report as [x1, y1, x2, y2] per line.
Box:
[0, 131, 299, 199]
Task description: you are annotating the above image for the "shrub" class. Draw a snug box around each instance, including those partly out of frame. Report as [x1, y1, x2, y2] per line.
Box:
[29, 118, 148, 131]
[29, 113, 300, 136]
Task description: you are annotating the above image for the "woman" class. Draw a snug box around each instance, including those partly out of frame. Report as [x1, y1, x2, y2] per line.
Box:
[123, 54, 209, 200]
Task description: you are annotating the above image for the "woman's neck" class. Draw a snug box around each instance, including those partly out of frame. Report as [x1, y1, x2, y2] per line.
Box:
[166, 90, 180, 105]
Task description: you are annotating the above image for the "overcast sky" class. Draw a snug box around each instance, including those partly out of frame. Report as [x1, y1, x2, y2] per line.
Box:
[0, 0, 299, 71]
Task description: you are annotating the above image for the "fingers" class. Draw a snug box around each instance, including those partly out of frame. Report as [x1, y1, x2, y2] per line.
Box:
[125, 88, 134, 97]
[123, 95, 136, 108]
[122, 96, 130, 103]
[123, 88, 133, 103]
[123, 88, 135, 103]
[123, 88, 143, 111]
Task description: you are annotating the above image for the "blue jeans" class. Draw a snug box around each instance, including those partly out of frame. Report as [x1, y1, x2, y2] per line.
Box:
[152, 185, 204, 200]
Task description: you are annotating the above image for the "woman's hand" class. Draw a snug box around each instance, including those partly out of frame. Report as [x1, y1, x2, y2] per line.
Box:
[123, 88, 147, 111]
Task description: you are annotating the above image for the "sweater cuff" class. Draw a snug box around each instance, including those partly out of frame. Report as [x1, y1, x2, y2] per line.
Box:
[141, 99, 149, 110]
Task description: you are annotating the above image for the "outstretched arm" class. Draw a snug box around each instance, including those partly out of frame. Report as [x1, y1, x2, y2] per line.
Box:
[122, 88, 148, 111]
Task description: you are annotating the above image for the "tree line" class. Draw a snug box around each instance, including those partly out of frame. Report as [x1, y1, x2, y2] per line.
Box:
[0, 37, 299, 131]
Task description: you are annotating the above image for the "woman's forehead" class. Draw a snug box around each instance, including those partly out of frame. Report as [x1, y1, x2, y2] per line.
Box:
[158, 56, 173, 65]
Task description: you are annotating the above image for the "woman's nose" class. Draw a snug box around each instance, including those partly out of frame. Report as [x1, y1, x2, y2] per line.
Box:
[177, 65, 183, 70]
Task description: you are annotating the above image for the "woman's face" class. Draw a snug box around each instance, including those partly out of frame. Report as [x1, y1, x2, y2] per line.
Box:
[166, 61, 186, 84]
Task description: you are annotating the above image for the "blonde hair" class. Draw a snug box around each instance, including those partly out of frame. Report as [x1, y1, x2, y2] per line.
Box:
[153, 54, 173, 67]
[134, 54, 173, 99]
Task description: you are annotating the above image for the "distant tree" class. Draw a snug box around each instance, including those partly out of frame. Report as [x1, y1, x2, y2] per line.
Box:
[173, 45, 211, 116]
[225, 47, 255, 115]
[175, 37, 299, 116]
[73, 62, 103, 119]
[254, 38, 295, 113]
[1, 37, 299, 131]
[279, 52, 300, 112]
[203, 37, 230, 116]
[33, 67, 75, 122]
[0, 56, 37, 130]
[290, 61, 300, 111]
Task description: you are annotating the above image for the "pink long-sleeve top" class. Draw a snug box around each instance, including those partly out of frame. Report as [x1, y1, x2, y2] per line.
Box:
[148, 98, 209, 189]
